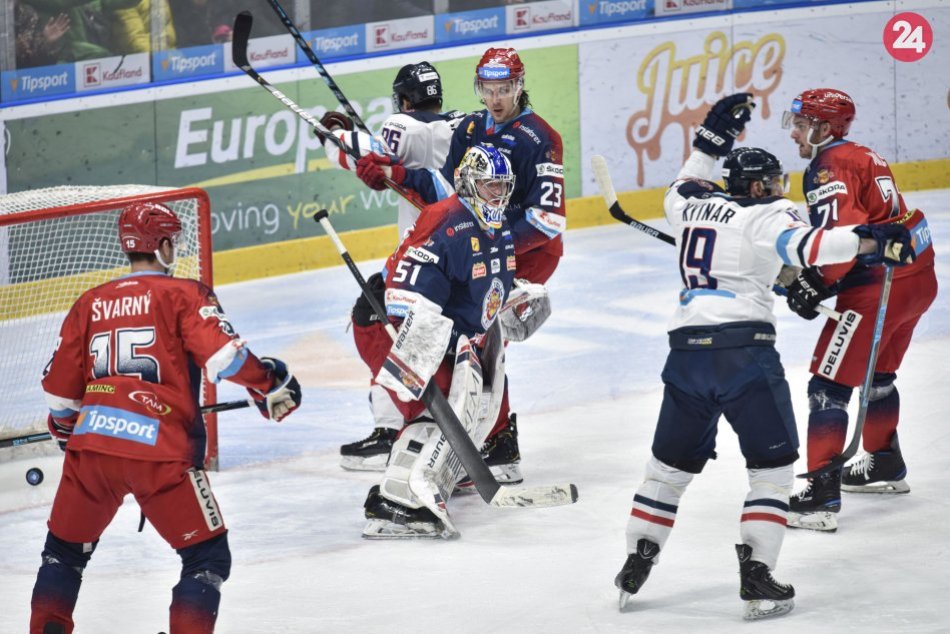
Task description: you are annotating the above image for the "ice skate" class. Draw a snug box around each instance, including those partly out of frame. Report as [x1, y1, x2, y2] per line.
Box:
[787, 468, 840, 532]
[455, 414, 523, 493]
[842, 449, 910, 494]
[340, 427, 397, 471]
[615, 538, 659, 610]
[361, 485, 453, 540]
[736, 544, 794, 620]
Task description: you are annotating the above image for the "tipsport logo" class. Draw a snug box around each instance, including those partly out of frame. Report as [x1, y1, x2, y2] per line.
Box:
[75, 405, 160, 446]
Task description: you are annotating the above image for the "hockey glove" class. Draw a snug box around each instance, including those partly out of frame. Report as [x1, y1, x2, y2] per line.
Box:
[853, 223, 916, 267]
[315, 111, 353, 144]
[47, 412, 77, 451]
[250, 357, 302, 422]
[786, 267, 834, 320]
[693, 93, 755, 157]
[356, 153, 406, 191]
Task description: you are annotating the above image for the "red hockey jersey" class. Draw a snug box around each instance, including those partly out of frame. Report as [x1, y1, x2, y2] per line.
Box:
[42, 271, 273, 465]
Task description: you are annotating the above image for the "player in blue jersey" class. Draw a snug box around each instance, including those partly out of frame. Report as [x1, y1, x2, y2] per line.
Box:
[612, 94, 914, 620]
[356, 47, 565, 488]
[351, 144, 518, 538]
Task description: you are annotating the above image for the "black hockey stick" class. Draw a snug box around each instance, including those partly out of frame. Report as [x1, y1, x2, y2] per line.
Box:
[797, 265, 894, 479]
[314, 209, 578, 509]
[0, 399, 254, 449]
[232, 12, 421, 210]
[591, 155, 675, 245]
[263, 0, 370, 134]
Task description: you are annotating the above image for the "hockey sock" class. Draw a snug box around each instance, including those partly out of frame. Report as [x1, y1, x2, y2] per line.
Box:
[806, 376, 852, 471]
[862, 374, 899, 453]
[740, 465, 792, 570]
[626, 457, 693, 554]
[485, 378, 510, 438]
[170, 532, 231, 634]
[30, 532, 96, 634]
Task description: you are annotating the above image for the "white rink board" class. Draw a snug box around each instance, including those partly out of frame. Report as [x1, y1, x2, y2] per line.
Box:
[578, 3, 950, 195]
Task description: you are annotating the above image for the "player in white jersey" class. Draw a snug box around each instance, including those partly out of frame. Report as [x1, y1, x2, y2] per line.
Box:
[613, 94, 914, 620]
[315, 62, 465, 470]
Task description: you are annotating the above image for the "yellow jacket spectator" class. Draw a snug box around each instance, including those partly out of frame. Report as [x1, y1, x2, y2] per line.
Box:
[110, 0, 176, 54]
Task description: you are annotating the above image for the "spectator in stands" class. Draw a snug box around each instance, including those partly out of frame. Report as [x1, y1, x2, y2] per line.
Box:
[109, 0, 176, 54]
[14, 2, 70, 68]
[23, 0, 121, 62]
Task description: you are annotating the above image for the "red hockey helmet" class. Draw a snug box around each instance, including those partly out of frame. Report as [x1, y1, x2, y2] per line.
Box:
[787, 88, 855, 138]
[118, 201, 182, 253]
[475, 48, 525, 82]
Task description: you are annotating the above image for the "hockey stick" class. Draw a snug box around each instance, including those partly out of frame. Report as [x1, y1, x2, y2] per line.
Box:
[591, 154, 851, 323]
[263, 0, 370, 134]
[231, 12, 420, 208]
[314, 209, 578, 509]
[0, 399, 254, 449]
[797, 265, 894, 479]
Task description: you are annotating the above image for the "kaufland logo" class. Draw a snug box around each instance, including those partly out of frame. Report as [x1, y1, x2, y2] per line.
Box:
[375, 25, 389, 46]
[84, 63, 101, 87]
[81, 62, 143, 87]
[374, 23, 429, 47]
[514, 8, 531, 29]
[250, 48, 290, 62]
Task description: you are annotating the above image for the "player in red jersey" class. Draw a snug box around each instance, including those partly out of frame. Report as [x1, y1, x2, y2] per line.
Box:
[31, 202, 302, 634]
[781, 88, 937, 532]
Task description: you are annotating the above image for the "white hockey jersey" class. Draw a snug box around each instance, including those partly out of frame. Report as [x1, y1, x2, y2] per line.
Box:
[325, 109, 464, 233]
[664, 151, 862, 331]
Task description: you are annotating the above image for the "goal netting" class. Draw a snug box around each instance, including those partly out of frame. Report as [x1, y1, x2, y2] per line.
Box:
[0, 185, 218, 468]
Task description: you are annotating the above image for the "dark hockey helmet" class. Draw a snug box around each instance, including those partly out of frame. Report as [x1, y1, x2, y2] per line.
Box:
[118, 201, 182, 253]
[721, 147, 788, 196]
[782, 88, 855, 138]
[392, 61, 442, 112]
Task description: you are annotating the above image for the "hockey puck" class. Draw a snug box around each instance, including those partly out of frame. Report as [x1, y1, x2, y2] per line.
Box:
[26, 467, 44, 486]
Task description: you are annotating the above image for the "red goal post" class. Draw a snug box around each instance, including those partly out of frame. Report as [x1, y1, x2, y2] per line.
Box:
[0, 185, 219, 470]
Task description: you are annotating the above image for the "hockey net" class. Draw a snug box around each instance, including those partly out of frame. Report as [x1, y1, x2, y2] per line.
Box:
[0, 185, 218, 469]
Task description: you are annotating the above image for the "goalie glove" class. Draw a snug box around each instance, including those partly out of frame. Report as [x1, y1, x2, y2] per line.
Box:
[693, 93, 755, 157]
[249, 357, 302, 422]
[498, 280, 552, 342]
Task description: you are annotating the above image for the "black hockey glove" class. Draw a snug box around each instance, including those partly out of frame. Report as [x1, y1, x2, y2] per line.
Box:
[315, 111, 353, 144]
[853, 223, 916, 266]
[693, 93, 755, 157]
[786, 268, 834, 320]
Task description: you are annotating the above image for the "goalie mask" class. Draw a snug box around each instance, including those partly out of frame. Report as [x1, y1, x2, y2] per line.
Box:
[392, 61, 442, 112]
[455, 145, 515, 230]
[118, 201, 182, 269]
[722, 147, 788, 197]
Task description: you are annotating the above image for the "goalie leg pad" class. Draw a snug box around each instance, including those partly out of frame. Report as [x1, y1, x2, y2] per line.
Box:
[376, 299, 453, 402]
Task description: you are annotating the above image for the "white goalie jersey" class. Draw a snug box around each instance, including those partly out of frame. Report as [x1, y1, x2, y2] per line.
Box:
[324, 109, 465, 233]
[664, 151, 862, 331]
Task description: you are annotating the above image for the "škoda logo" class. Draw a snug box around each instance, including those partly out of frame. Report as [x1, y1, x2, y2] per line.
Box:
[626, 31, 785, 186]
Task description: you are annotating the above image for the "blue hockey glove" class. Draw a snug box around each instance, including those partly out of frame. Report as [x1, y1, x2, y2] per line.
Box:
[853, 223, 916, 266]
[693, 93, 755, 157]
[249, 357, 302, 422]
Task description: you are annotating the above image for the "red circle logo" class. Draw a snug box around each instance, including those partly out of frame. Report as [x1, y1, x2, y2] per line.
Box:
[883, 12, 933, 62]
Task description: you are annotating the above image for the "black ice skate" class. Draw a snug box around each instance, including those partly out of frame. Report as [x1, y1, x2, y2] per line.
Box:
[361, 485, 448, 540]
[339, 427, 398, 472]
[615, 538, 660, 611]
[842, 446, 910, 494]
[455, 414, 523, 493]
[788, 468, 841, 532]
[736, 544, 795, 620]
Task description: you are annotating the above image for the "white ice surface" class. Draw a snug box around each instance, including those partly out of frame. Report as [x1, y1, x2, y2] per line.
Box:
[2, 190, 949, 633]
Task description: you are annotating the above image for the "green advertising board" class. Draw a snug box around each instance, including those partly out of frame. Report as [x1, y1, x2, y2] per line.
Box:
[6, 45, 580, 254]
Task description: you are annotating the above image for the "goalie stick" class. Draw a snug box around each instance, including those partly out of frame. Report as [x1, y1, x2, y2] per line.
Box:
[263, 0, 370, 134]
[0, 399, 254, 449]
[231, 12, 420, 209]
[590, 154, 883, 479]
[314, 208, 578, 509]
